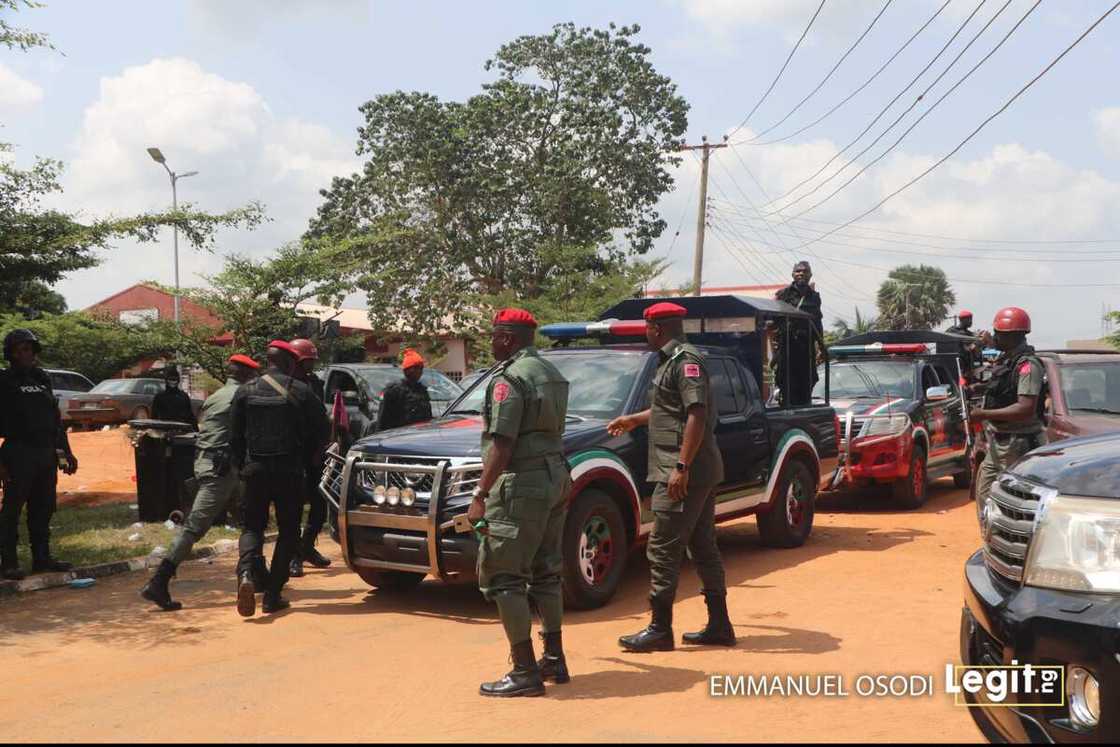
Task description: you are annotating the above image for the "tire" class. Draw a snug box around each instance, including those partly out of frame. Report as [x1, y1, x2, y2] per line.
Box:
[757, 459, 816, 548]
[892, 443, 928, 509]
[561, 489, 629, 610]
[355, 569, 426, 592]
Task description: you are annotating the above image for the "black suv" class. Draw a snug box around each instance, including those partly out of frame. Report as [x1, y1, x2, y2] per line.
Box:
[962, 431, 1120, 742]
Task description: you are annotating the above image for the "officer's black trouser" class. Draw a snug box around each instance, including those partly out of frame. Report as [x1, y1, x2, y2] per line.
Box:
[302, 461, 327, 536]
[237, 459, 302, 595]
[0, 445, 58, 564]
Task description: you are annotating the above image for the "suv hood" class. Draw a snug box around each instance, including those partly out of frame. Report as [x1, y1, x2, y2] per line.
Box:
[351, 415, 608, 459]
[1011, 432, 1120, 499]
[832, 397, 915, 418]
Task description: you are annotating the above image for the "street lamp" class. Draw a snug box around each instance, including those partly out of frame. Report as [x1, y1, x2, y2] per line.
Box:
[147, 147, 198, 327]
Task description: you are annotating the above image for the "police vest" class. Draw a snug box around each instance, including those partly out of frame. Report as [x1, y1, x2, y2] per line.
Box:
[0, 367, 61, 449]
[984, 346, 1046, 418]
[244, 377, 304, 459]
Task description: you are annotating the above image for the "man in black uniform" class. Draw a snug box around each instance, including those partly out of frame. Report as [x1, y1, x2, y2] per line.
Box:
[376, 348, 433, 431]
[0, 329, 77, 580]
[151, 366, 197, 428]
[773, 260, 825, 405]
[287, 338, 332, 578]
[229, 340, 322, 616]
[945, 310, 984, 382]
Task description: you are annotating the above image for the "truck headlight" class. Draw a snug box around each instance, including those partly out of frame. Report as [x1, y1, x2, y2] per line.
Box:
[859, 414, 910, 438]
[401, 488, 416, 507]
[1024, 495, 1120, 593]
[386, 487, 400, 506]
[372, 485, 387, 505]
[1068, 667, 1100, 729]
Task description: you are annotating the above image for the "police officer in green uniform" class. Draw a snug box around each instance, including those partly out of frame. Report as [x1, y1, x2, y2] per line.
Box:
[465, 308, 571, 697]
[970, 307, 1046, 509]
[140, 354, 260, 610]
[608, 302, 735, 652]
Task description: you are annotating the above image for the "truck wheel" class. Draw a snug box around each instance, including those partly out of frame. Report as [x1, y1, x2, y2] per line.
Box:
[757, 459, 816, 548]
[355, 569, 425, 592]
[562, 489, 628, 610]
[892, 444, 928, 509]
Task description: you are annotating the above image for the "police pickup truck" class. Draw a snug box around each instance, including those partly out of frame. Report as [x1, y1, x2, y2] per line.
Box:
[320, 296, 839, 609]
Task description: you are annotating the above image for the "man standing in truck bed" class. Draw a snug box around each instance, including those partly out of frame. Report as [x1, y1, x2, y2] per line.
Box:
[465, 308, 571, 698]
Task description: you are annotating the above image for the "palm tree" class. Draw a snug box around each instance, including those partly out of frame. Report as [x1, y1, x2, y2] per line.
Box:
[831, 306, 877, 340]
[876, 264, 956, 330]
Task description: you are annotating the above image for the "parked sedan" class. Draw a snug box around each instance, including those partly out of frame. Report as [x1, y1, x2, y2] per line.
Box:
[46, 368, 96, 426]
[66, 378, 203, 429]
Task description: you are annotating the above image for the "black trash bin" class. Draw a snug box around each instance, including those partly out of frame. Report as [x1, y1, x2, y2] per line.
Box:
[129, 419, 197, 523]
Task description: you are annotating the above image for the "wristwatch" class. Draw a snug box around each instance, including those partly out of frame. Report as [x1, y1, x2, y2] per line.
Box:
[675, 461, 689, 473]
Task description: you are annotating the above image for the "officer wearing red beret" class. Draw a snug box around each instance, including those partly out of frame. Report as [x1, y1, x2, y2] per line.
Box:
[141, 353, 260, 610]
[608, 302, 735, 651]
[466, 308, 573, 697]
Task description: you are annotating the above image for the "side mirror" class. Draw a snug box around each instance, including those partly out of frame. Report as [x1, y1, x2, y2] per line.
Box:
[925, 385, 952, 402]
[341, 390, 361, 407]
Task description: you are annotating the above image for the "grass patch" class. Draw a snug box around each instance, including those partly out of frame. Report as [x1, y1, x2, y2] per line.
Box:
[13, 503, 242, 569]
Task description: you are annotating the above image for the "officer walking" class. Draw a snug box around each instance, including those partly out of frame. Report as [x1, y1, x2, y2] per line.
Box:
[969, 307, 1045, 508]
[608, 302, 735, 652]
[0, 329, 76, 580]
[465, 309, 571, 697]
[229, 340, 323, 616]
[376, 348, 433, 431]
[151, 366, 197, 428]
[139, 354, 260, 610]
[287, 338, 332, 578]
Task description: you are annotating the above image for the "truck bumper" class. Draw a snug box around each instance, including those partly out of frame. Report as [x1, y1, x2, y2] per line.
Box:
[961, 549, 1120, 743]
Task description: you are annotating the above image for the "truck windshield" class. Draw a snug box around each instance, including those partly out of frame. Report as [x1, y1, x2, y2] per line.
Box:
[814, 360, 915, 400]
[356, 368, 463, 401]
[448, 350, 646, 420]
[1059, 362, 1120, 415]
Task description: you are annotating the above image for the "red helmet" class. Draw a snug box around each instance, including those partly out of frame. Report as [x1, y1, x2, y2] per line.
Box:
[992, 307, 1030, 333]
[289, 338, 319, 362]
[958, 309, 972, 320]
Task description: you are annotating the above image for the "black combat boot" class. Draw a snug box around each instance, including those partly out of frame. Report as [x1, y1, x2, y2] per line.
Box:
[619, 597, 675, 652]
[140, 559, 183, 611]
[236, 571, 256, 618]
[537, 630, 570, 684]
[31, 546, 72, 573]
[480, 639, 546, 697]
[300, 527, 331, 568]
[262, 591, 290, 614]
[1, 546, 24, 581]
[288, 555, 305, 578]
[682, 591, 736, 647]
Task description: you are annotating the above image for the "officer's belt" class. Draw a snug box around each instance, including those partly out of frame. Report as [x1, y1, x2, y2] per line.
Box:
[508, 453, 565, 471]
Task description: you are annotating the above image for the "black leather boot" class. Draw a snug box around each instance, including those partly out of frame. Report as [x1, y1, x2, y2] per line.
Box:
[31, 547, 72, 573]
[262, 591, 290, 614]
[140, 559, 183, 611]
[1, 547, 24, 581]
[537, 630, 570, 684]
[300, 528, 331, 568]
[480, 639, 546, 697]
[619, 597, 675, 652]
[236, 571, 256, 617]
[682, 591, 736, 646]
[288, 556, 305, 578]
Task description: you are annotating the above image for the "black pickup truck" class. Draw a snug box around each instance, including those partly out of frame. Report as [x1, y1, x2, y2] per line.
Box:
[320, 295, 839, 609]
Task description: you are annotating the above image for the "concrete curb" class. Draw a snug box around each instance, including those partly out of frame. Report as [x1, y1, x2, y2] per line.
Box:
[0, 531, 279, 598]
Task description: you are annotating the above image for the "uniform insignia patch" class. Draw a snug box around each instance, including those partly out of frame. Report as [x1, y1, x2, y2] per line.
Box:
[1018, 361, 1032, 376]
[493, 381, 510, 403]
[683, 363, 701, 378]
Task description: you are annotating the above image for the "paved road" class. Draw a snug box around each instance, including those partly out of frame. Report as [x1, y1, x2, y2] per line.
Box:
[0, 481, 983, 742]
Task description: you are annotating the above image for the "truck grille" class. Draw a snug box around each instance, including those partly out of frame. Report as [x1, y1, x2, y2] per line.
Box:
[981, 474, 1053, 583]
[347, 453, 482, 508]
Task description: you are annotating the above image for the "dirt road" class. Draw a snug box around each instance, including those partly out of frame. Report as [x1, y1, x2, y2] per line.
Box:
[0, 481, 983, 743]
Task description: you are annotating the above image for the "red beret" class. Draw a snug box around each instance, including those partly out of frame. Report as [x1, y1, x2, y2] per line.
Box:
[268, 339, 299, 357]
[401, 348, 425, 369]
[958, 310, 973, 318]
[228, 354, 260, 370]
[492, 308, 538, 328]
[643, 302, 688, 321]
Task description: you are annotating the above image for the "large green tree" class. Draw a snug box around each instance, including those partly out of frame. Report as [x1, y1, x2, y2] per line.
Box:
[828, 306, 878, 344]
[876, 265, 956, 331]
[307, 22, 688, 339]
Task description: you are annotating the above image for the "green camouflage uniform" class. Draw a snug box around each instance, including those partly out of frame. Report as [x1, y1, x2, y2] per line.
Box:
[975, 344, 1046, 506]
[646, 338, 726, 607]
[478, 346, 571, 646]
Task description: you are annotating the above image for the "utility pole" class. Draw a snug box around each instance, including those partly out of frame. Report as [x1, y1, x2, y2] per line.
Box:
[146, 148, 198, 329]
[679, 135, 727, 296]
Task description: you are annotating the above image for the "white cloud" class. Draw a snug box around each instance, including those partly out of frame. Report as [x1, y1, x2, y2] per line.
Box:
[0, 62, 45, 111]
[677, 0, 899, 42]
[56, 57, 360, 309]
[1094, 107, 1120, 158]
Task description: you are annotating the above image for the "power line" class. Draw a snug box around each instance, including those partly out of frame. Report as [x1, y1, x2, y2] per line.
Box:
[789, 1, 1120, 255]
[745, 0, 952, 147]
[743, 0, 896, 144]
[726, 0, 828, 142]
[772, 0, 1039, 222]
[751, 0, 990, 204]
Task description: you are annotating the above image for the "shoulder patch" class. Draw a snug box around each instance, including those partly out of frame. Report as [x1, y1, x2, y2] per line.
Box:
[1018, 361, 1032, 376]
[492, 381, 511, 403]
[683, 363, 701, 378]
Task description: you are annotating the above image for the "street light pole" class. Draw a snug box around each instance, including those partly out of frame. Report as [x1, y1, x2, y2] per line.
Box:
[146, 148, 198, 329]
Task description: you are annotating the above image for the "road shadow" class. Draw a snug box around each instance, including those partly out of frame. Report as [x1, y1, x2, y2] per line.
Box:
[549, 656, 706, 700]
[817, 477, 970, 515]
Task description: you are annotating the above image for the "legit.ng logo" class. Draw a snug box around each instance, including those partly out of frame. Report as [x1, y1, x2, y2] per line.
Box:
[947, 662, 1064, 708]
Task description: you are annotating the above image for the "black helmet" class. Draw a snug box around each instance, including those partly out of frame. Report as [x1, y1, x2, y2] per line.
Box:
[3, 328, 42, 362]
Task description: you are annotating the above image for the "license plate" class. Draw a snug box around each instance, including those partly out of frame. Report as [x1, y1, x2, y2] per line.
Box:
[82, 402, 100, 409]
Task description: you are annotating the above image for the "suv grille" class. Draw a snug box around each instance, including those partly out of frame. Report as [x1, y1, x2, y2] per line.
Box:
[981, 475, 1052, 582]
[348, 453, 482, 508]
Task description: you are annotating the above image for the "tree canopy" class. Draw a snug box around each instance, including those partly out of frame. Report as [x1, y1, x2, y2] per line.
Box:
[876, 265, 956, 331]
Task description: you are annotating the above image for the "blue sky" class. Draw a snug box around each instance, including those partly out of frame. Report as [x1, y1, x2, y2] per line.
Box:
[3, 0, 1119, 346]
